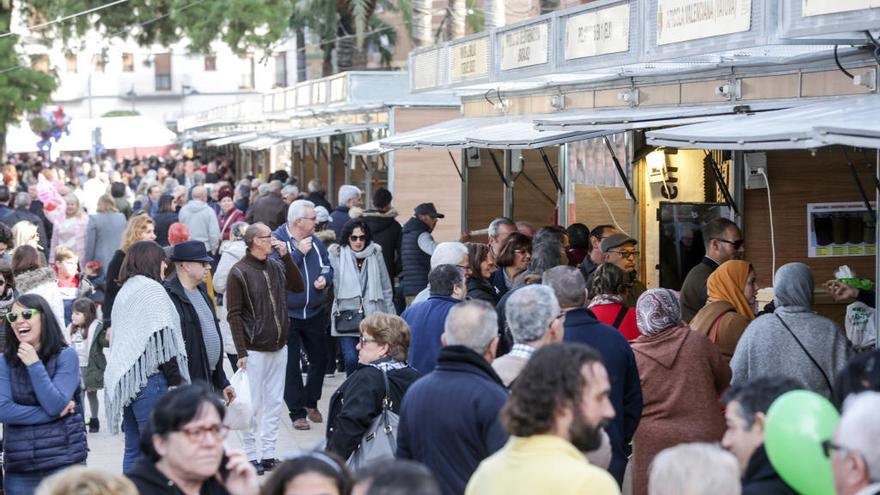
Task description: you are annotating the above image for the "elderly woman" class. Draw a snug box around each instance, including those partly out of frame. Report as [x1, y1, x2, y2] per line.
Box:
[126, 384, 258, 494]
[689, 260, 758, 364]
[491, 232, 532, 298]
[325, 313, 420, 462]
[466, 243, 498, 305]
[329, 219, 395, 376]
[732, 262, 852, 400]
[648, 443, 741, 495]
[631, 289, 730, 495]
[588, 263, 639, 341]
[217, 186, 245, 245]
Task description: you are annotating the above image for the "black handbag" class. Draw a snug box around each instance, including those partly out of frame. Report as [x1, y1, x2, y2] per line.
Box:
[334, 297, 364, 334]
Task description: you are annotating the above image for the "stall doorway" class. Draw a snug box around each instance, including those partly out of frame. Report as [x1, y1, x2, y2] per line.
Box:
[658, 202, 731, 290]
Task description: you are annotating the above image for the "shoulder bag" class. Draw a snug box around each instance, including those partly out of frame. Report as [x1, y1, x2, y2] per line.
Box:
[347, 367, 398, 469]
[334, 296, 364, 334]
[775, 314, 834, 395]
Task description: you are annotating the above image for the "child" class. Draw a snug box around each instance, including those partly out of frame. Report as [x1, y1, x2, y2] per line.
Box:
[54, 245, 95, 325]
[68, 297, 107, 433]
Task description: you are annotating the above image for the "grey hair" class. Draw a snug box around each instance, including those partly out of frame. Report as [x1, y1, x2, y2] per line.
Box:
[191, 185, 207, 201]
[282, 185, 299, 198]
[839, 391, 880, 481]
[542, 265, 586, 308]
[430, 242, 468, 269]
[506, 285, 560, 344]
[163, 178, 179, 194]
[268, 180, 283, 193]
[14, 192, 31, 208]
[488, 217, 515, 239]
[229, 221, 249, 241]
[308, 178, 322, 193]
[257, 183, 270, 195]
[338, 184, 362, 206]
[443, 300, 498, 355]
[288, 199, 316, 224]
[192, 171, 206, 185]
[648, 443, 740, 495]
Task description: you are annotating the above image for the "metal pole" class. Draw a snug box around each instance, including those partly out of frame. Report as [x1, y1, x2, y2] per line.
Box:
[503, 149, 513, 219]
[461, 148, 469, 235]
[876, 148, 879, 349]
[326, 138, 334, 205]
[559, 144, 569, 227]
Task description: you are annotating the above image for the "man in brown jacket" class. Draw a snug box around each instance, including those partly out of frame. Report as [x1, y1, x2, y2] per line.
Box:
[226, 222, 304, 475]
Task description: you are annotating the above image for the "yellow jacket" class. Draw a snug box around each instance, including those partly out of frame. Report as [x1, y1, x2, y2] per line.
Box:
[465, 435, 620, 495]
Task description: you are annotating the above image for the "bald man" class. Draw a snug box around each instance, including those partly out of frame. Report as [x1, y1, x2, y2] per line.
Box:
[179, 185, 221, 253]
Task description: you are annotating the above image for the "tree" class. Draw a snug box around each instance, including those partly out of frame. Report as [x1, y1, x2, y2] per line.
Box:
[411, 0, 432, 48]
[483, 0, 505, 29]
[446, 0, 466, 40]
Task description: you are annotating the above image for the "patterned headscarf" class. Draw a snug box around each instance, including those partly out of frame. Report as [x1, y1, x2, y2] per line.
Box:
[636, 288, 683, 336]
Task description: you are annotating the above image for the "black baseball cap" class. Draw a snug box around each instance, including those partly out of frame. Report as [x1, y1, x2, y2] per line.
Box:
[414, 202, 444, 219]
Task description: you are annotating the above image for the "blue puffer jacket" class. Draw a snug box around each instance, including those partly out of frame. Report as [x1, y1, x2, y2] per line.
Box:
[272, 224, 334, 320]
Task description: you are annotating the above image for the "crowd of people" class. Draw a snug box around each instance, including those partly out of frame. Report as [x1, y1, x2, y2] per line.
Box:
[0, 156, 876, 495]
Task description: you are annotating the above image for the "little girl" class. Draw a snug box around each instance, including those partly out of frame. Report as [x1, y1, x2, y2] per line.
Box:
[68, 297, 107, 432]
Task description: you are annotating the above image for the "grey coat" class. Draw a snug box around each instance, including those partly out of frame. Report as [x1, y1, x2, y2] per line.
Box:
[86, 212, 127, 277]
[328, 244, 395, 337]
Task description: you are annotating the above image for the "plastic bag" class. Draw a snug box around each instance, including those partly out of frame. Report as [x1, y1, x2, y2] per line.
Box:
[225, 369, 252, 431]
[845, 302, 877, 351]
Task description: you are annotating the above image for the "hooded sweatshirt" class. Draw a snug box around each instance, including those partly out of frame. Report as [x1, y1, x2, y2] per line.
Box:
[179, 200, 220, 253]
[272, 224, 334, 320]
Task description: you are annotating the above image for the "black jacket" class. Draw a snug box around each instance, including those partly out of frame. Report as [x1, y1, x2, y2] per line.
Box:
[164, 277, 230, 392]
[127, 458, 231, 495]
[246, 193, 287, 230]
[153, 211, 178, 247]
[326, 362, 420, 460]
[307, 191, 333, 212]
[102, 250, 126, 328]
[358, 208, 402, 280]
[467, 277, 498, 306]
[400, 217, 432, 296]
[742, 445, 798, 495]
[1, 207, 49, 252]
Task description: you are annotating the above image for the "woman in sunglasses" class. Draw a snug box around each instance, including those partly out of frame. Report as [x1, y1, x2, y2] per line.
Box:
[0, 293, 88, 494]
[328, 220, 395, 376]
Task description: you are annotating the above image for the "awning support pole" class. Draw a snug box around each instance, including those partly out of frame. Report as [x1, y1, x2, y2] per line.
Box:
[843, 148, 876, 224]
[447, 150, 464, 182]
[538, 147, 563, 193]
[603, 136, 637, 205]
[487, 149, 510, 188]
[704, 151, 739, 215]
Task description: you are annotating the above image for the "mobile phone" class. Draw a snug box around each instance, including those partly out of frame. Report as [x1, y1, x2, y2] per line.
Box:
[218, 453, 231, 481]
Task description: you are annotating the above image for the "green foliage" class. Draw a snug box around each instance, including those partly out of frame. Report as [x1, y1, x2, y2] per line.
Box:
[101, 110, 140, 117]
[367, 15, 396, 67]
[466, 0, 484, 34]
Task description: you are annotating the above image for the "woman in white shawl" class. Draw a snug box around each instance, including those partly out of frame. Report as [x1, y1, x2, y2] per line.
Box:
[329, 219, 395, 376]
[103, 240, 190, 473]
[731, 262, 852, 399]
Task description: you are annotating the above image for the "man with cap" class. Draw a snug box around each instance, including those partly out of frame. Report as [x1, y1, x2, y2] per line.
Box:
[164, 240, 235, 401]
[400, 202, 444, 306]
[357, 187, 402, 283]
[602, 233, 646, 307]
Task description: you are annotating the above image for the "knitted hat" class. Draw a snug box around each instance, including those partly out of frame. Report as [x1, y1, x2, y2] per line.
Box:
[217, 185, 234, 201]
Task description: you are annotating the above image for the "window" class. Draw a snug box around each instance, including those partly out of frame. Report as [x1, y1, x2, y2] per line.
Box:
[122, 53, 134, 72]
[30, 55, 49, 73]
[204, 54, 216, 71]
[65, 54, 77, 73]
[239, 54, 254, 89]
[154, 52, 171, 91]
[91, 54, 105, 73]
[274, 52, 287, 87]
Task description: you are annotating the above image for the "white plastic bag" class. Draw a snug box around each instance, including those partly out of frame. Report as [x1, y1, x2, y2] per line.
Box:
[225, 369, 252, 431]
[846, 302, 877, 351]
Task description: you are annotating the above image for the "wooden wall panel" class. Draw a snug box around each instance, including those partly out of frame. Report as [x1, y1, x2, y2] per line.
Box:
[512, 150, 558, 227]
[573, 185, 636, 236]
[467, 151, 505, 235]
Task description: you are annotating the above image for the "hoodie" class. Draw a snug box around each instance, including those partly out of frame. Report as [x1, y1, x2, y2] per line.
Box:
[179, 200, 220, 253]
[126, 458, 231, 495]
[272, 224, 334, 320]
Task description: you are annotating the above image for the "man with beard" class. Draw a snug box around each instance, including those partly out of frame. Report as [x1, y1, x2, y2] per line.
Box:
[466, 343, 620, 495]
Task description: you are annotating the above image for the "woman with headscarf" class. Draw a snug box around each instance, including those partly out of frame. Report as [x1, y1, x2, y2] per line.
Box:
[731, 263, 852, 400]
[631, 289, 730, 495]
[688, 260, 758, 364]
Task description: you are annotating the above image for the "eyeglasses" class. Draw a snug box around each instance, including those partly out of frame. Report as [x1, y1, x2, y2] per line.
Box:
[177, 424, 229, 443]
[5, 308, 40, 324]
[359, 335, 378, 345]
[713, 238, 745, 250]
[300, 216, 317, 222]
[609, 250, 640, 260]
[513, 249, 531, 256]
[350, 235, 367, 242]
[255, 235, 273, 240]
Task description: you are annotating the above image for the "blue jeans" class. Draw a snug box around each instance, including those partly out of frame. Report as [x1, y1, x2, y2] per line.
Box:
[122, 373, 168, 473]
[5, 466, 67, 494]
[338, 336, 359, 376]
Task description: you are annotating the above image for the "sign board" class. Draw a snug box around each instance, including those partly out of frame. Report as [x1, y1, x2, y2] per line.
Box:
[296, 85, 310, 107]
[565, 2, 631, 60]
[312, 81, 327, 105]
[807, 202, 876, 258]
[803, 0, 875, 17]
[329, 76, 347, 103]
[451, 37, 490, 82]
[500, 22, 550, 71]
[411, 47, 446, 91]
[656, 0, 752, 45]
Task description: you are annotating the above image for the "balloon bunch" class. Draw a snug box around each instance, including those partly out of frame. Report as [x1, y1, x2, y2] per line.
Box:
[30, 106, 71, 154]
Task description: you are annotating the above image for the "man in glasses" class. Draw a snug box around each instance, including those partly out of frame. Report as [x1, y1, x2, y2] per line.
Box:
[601, 234, 646, 308]
[831, 391, 880, 495]
[681, 218, 744, 322]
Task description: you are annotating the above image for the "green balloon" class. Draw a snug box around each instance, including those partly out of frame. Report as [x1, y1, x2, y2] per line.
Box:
[765, 390, 840, 495]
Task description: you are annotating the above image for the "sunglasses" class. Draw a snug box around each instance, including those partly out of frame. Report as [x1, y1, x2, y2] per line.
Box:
[713, 238, 745, 250]
[6, 308, 40, 324]
[350, 235, 367, 242]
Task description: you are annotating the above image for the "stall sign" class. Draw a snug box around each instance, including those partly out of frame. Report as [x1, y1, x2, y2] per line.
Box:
[656, 0, 752, 45]
[807, 202, 876, 258]
[451, 37, 490, 82]
[565, 3, 631, 60]
[412, 47, 446, 90]
[500, 22, 549, 71]
[803, 0, 876, 17]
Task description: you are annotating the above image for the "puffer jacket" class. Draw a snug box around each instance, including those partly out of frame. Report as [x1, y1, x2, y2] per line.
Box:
[354, 208, 402, 280]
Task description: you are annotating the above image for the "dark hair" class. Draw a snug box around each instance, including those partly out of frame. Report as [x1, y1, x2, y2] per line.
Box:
[261, 452, 351, 495]
[703, 218, 739, 250]
[11, 244, 42, 275]
[110, 182, 127, 199]
[140, 383, 226, 462]
[466, 243, 490, 282]
[0, 222, 12, 248]
[372, 187, 393, 209]
[567, 223, 590, 250]
[70, 298, 97, 339]
[527, 240, 564, 275]
[833, 350, 880, 409]
[533, 225, 568, 247]
[157, 194, 176, 214]
[428, 264, 464, 297]
[340, 220, 372, 249]
[502, 343, 604, 437]
[495, 233, 532, 268]
[722, 376, 801, 428]
[588, 263, 627, 297]
[0, 185, 9, 205]
[588, 224, 615, 253]
[4, 293, 67, 367]
[357, 460, 440, 495]
[0, 260, 14, 293]
[118, 241, 167, 284]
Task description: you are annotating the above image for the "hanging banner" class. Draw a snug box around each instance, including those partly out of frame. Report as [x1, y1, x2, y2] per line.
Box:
[451, 37, 490, 82]
[565, 3, 631, 60]
[500, 22, 549, 71]
[656, 0, 752, 45]
[802, 0, 875, 17]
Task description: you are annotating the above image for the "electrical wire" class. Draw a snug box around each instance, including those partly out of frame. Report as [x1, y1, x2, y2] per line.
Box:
[0, 0, 131, 39]
[593, 184, 630, 237]
[758, 169, 776, 286]
[834, 45, 854, 80]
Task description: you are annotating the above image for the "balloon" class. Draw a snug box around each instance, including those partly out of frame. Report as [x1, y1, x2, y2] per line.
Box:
[765, 390, 840, 495]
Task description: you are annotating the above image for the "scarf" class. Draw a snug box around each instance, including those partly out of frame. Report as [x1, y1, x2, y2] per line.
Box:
[589, 294, 624, 308]
[774, 262, 813, 309]
[635, 288, 683, 336]
[335, 243, 385, 303]
[707, 260, 756, 320]
[371, 358, 408, 372]
[104, 275, 190, 433]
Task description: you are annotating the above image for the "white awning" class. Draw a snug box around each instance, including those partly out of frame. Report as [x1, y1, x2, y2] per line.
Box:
[349, 139, 392, 156]
[271, 123, 385, 140]
[647, 96, 880, 150]
[239, 136, 285, 151]
[207, 132, 259, 147]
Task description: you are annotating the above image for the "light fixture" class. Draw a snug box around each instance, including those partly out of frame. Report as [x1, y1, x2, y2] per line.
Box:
[617, 88, 639, 106]
[646, 149, 667, 183]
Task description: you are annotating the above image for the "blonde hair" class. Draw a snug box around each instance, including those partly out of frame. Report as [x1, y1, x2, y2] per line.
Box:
[54, 245, 77, 264]
[12, 220, 38, 249]
[96, 194, 117, 214]
[64, 194, 84, 219]
[35, 466, 138, 495]
[121, 214, 154, 252]
[360, 313, 411, 361]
